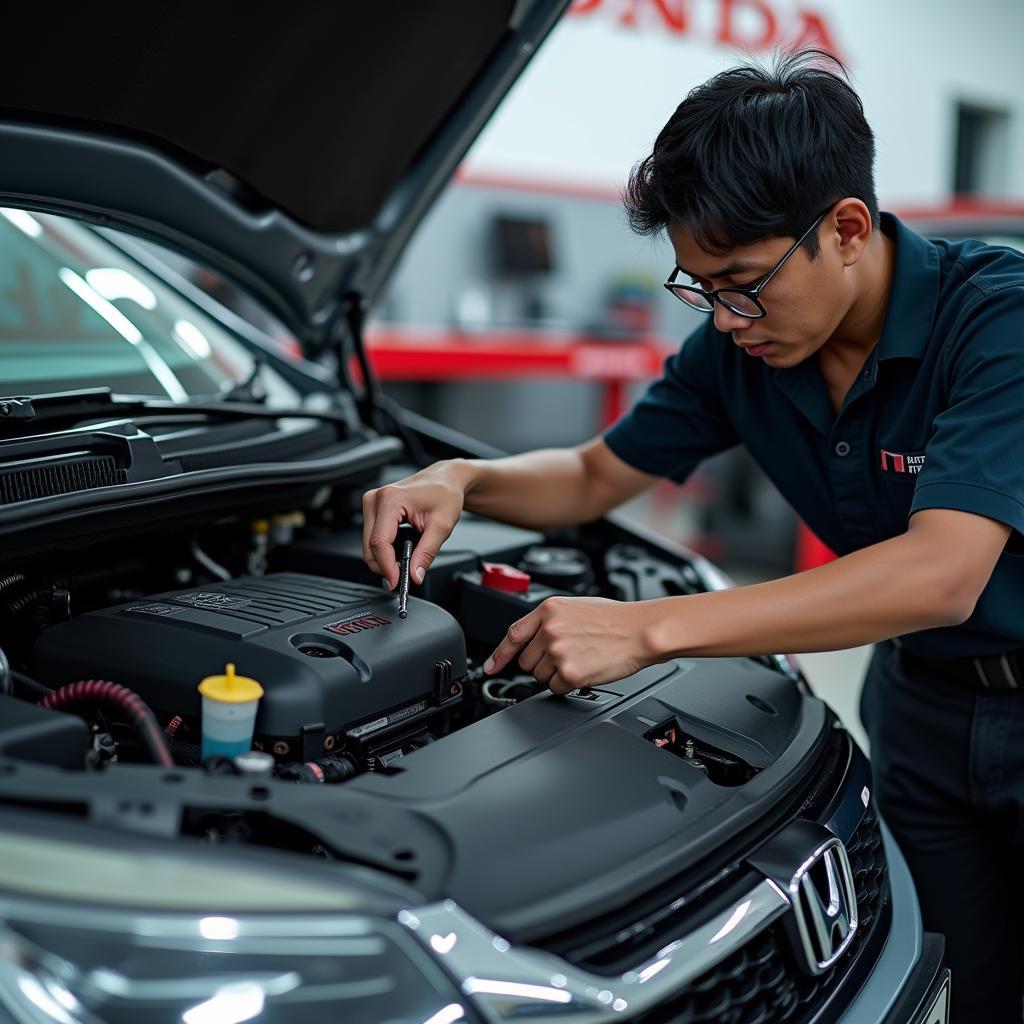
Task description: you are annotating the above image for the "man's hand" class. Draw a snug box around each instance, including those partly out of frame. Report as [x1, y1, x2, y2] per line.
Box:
[483, 596, 657, 694]
[362, 462, 470, 590]
[362, 442, 658, 591]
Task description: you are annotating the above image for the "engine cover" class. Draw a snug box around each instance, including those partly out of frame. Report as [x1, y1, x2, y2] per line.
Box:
[29, 573, 466, 758]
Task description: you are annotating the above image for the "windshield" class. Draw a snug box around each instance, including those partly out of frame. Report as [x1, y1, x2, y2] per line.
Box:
[0, 208, 297, 403]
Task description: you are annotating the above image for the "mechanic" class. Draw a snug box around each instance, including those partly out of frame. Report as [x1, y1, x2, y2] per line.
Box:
[362, 52, 1024, 1020]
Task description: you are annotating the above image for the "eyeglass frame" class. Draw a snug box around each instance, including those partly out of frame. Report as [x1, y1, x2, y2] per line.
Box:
[663, 207, 832, 319]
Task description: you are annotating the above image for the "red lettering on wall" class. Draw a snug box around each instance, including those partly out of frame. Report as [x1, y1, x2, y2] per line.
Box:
[618, 0, 689, 33]
[568, 0, 843, 59]
[716, 0, 778, 49]
[789, 10, 842, 56]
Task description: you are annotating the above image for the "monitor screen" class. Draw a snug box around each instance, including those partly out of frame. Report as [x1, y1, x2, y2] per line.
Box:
[492, 215, 554, 276]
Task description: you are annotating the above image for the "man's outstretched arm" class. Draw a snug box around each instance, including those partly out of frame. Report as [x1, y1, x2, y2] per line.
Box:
[485, 508, 1011, 693]
[362, 439, 658, 589]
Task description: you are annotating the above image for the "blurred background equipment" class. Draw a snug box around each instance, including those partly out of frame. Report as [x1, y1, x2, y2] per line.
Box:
[491, 212, 555, 320]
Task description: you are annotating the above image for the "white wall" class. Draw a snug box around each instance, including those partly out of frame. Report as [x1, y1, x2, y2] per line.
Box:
[384, 0, 1024, 451]
[463, 0, 1024, 207]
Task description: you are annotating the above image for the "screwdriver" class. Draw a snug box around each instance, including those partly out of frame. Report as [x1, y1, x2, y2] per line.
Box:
[393, 523, 421, 619]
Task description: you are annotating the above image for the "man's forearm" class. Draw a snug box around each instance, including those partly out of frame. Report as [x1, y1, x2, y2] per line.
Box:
[452, 449, 601, 529]
[643, 527, 978, 660]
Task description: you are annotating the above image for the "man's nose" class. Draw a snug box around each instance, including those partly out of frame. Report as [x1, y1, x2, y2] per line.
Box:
[713, 301, 752, 333]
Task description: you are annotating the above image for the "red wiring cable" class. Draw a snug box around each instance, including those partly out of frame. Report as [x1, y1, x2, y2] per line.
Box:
[40, 680, 175, 768]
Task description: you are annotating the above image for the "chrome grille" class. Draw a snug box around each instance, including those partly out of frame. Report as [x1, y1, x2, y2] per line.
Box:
[539, 733, 853, 977]
[631, 808, 889, 1024]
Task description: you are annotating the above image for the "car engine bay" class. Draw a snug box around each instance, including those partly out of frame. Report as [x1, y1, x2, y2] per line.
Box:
[2, 502, 747, 780]
[0, 445, 840, 936]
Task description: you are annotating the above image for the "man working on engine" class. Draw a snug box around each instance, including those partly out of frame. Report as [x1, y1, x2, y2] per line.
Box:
[361, 52, 1024, 1019]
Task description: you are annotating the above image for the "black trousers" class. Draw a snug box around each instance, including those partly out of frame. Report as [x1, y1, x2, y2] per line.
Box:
[860, 640, 1024, 1022]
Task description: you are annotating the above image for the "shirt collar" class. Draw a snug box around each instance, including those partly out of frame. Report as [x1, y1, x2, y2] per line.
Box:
[874, 212, 941, 362]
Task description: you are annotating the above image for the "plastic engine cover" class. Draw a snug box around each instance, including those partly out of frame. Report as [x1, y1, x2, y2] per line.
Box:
[29, 573, 466, 755]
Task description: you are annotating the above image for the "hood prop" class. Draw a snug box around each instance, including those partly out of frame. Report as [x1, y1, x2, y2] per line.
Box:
[339, 293, 427, 468]
[341, 292, 380, 427]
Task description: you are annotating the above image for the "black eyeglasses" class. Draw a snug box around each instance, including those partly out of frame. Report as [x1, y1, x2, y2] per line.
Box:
[664, 208, 831, 319]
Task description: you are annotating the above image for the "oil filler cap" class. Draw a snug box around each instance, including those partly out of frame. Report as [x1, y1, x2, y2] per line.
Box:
[481, 563, 531, 593]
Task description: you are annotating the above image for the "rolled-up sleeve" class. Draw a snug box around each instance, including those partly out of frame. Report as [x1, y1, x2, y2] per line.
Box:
[603, 323, 738, 483]
[912, 285, 1024, 549]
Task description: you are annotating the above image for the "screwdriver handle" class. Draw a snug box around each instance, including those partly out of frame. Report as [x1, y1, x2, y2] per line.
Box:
[393, 523, 421, 619]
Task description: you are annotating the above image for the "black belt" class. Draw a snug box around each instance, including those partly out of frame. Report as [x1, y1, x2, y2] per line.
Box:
[898, 644, 1024, 691]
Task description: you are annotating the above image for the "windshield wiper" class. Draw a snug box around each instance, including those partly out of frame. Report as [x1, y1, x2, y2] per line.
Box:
[219, 357, 267, 404]
[0, 388, 357, 435]
[0, 397, 35, 424]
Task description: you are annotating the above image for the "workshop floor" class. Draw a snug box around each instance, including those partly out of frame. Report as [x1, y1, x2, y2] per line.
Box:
[619, 491, 872, 753]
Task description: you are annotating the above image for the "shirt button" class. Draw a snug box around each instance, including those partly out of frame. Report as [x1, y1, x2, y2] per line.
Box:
[835, 441, 851, 457]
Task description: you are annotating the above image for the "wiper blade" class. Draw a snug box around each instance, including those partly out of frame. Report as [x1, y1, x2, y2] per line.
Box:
[0, 390, 110, 428]
[0, 388, 355, 434]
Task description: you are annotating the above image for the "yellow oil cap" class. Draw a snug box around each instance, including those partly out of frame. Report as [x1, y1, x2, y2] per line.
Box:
[198, 663, 264, 704]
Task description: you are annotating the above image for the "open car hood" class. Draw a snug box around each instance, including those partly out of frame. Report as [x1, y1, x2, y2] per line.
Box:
[0, 0, 567, 353]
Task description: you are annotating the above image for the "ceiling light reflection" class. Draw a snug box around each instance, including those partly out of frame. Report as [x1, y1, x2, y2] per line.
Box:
[636, 958, 670, 983]
[85, 268, 157, 310]
[16, 975, 76, 1024]
[710, 899, 752, 944]
[0, 208, 43, 237]
[430, 932, 457, 955]
[422, 1003, 465, 1024]
[173, 320, 212, 359]
[199, 916, 240, 941]
[58, 267, 142, 344]
[463, 979, 572, 1003]
[58, 267, 188, 401]
[181, 982, 265, 1024]
[43, 978, 81, 1014]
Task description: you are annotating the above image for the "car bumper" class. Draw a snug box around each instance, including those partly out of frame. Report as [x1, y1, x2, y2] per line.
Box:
[836, 820, 948, 1024]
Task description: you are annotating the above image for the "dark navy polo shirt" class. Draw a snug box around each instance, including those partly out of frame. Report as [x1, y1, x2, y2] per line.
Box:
[605, 213, 1024, 657]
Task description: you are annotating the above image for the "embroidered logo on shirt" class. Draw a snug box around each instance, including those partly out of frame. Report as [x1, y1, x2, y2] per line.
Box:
[880, 449, 925, 475]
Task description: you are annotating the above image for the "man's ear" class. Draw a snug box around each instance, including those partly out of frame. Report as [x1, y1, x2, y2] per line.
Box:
[830, 198, 873, 267]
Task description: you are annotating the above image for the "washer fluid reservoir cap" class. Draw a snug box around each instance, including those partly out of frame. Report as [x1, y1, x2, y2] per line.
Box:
[482, 563, 531, 593]
[198, 663, 265, 704]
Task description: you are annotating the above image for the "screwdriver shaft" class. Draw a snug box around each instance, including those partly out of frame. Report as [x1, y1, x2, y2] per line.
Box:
[397, 538, 413, 618]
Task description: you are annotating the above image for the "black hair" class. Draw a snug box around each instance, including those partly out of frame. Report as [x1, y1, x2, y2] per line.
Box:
[623, 49, 878, 257]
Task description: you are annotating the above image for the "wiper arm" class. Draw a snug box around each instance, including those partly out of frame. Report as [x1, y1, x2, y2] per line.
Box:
[0, 388, 357, 435]
[0, 397, 35, 424]
[219, 357, 267, 405]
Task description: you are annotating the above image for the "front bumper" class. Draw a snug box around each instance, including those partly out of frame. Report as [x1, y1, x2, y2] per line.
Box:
[884, 940, 949, 1024]
[402, 734, 943, 1024]
[836, 821, 947, 1024]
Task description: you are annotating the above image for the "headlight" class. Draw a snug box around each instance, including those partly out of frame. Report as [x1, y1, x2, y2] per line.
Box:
[0, 821, 470, 1024]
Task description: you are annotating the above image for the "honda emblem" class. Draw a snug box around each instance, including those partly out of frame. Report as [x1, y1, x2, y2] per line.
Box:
[788, 837, 859, 974]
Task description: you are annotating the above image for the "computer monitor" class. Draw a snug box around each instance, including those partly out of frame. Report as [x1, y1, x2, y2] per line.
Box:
[491, 215, 554, 276]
